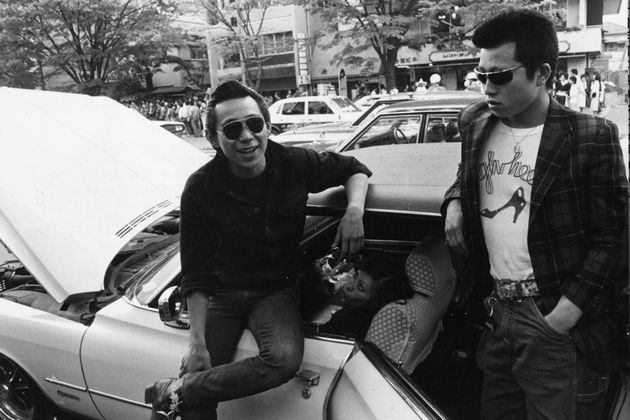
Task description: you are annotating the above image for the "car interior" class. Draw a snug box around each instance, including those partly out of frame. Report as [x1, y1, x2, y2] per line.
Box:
[296, 211, 485, 419]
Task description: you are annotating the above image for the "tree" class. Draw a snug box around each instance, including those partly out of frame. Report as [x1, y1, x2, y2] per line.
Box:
[301, 0, 453, 90]
[302, 0, 565, 90]
[199, 0, 285, 91]
[0, 0, 183, 95]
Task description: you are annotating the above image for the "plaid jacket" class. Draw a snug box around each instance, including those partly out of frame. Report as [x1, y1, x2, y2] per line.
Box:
[443, 98, 628, 371]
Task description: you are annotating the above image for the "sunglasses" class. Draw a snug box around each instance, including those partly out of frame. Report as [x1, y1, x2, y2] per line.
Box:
[217, 116, 266, 140]
[474, 65, 527, 85]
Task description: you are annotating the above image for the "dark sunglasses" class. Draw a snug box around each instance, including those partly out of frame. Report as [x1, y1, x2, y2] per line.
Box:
[474, 65, 527, 85]
[217, 116, 266, 140]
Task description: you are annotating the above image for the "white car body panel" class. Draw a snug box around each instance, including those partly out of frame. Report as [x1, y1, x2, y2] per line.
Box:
[268, 96, 361, 129]
[0, 88, 207, 302]
[0, 299, 101, 419]
[329, 351, 430, 420]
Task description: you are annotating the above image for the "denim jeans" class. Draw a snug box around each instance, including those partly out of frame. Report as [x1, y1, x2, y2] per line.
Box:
[181, 284, 304, 415]
[476, 294, 610, 420]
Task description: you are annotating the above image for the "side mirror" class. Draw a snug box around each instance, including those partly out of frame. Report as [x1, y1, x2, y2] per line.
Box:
[158, 286, 190, 329]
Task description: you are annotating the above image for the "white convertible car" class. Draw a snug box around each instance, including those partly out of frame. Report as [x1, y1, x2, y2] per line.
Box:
[1, 89, 627, 420]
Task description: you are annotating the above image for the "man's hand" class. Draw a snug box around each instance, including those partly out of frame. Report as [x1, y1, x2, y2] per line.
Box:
[444, 199, 468, 256]
[544, 295, 583, 334]
[180, 343, 212, 376]
[333, 206, 364, 260]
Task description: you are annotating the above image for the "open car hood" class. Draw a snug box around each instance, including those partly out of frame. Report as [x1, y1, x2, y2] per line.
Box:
[0, 88, 208, 302]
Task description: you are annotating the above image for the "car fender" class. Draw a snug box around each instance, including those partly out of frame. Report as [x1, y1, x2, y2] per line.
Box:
[0, 299, 102, 419]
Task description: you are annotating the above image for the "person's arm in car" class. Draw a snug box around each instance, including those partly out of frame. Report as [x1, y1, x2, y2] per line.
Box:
[334, 173, 369, 259]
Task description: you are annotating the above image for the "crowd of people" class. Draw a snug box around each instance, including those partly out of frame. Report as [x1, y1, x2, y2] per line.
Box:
[121, 98, 207, 136]
[552, 69, 608, 115]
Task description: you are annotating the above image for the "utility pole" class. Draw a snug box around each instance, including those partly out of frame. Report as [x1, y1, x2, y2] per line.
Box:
[206, 30, 219, 90]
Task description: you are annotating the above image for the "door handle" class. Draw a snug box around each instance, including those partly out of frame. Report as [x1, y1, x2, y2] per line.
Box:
[294, 369, 320, 386]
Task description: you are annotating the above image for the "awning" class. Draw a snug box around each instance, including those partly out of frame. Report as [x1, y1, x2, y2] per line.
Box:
[557, 27, 602, 54]
[149, 85, 202, 95]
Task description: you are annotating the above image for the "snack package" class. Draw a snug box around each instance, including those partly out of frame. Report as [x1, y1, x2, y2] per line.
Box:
[313, 250, 355, 293]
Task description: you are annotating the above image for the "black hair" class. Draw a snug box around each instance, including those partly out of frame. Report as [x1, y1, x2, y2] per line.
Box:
[472, 8, 558, 89]
[569, 76, 577, 83]
[355, 254, 414, 309]
[205, 80, 270, 145]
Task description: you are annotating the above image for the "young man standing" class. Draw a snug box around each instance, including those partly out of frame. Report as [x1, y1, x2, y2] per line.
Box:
[442, 9, 628, 420]
[145, 81, 371, 419]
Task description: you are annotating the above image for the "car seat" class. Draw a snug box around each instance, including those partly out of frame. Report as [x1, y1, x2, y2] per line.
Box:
[365, 236, 456, 374]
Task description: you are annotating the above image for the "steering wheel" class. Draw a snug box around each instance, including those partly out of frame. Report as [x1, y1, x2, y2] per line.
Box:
[393, 128, 407, 143]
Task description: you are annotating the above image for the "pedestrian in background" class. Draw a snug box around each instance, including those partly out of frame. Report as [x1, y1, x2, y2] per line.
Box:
[568, 75, 580, 111]
[590, 73, 602, 114]
[443, 8, 627, 420]
[577, 74, 588, 111]
[427, 73, 445, 91]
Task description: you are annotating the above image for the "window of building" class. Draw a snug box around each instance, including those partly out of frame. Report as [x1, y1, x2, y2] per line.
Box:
[250, 32, 294, 57]
[223, 51, 240, 69]
[189, 46, 208, 60]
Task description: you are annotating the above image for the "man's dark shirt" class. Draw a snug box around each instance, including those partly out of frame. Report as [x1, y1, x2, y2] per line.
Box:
[180, 140, 372, 296]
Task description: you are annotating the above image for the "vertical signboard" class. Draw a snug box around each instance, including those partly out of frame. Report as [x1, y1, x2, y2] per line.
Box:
[296, 33, 310, 87]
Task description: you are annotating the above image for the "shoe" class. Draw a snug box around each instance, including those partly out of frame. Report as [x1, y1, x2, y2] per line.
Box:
[145, 378, 184, 420]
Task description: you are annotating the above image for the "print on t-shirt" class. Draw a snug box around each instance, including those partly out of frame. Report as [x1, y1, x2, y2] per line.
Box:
[480, 186, 525, 223]
[477, 121, 543, 281]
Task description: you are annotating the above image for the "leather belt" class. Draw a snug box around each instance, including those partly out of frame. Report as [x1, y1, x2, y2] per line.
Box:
[494, 278, 539, 300]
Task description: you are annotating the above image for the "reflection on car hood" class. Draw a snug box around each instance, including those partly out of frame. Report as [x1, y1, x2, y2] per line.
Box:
[308, 143, 460, 215]
[0, 88, 208, 302]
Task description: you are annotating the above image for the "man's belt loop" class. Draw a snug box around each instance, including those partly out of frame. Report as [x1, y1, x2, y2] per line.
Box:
[494, 278, 540, 300]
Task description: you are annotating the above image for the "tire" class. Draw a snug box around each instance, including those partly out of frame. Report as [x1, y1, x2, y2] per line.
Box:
[0, 354, 54, 420]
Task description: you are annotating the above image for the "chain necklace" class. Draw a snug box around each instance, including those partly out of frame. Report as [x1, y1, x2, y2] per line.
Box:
[507, 125, 540, 153]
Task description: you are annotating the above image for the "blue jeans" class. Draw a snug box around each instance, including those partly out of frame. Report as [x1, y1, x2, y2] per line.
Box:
[476, 294, 610, 420]
[181, 284, 304, 414]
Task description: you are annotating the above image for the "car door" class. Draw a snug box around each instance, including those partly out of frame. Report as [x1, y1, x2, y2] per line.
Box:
[327, 342, 448, 420]
[80, 256, 444, 419]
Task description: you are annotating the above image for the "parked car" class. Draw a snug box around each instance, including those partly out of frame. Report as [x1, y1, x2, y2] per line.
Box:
[0, 88, 627, 420]
[271, 94, 422, 152]
[152, 120, 187, 138]
[336, 91, 485, 152]
[267, 95, 361, 134]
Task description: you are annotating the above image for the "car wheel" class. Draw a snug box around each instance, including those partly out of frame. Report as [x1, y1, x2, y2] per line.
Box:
[0, 355, 54, 420]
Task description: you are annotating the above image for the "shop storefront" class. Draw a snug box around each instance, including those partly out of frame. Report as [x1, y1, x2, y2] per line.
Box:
[395, 26, 602, 91]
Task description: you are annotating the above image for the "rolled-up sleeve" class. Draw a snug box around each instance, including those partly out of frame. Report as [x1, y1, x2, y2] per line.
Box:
[179, 183, 221, 297]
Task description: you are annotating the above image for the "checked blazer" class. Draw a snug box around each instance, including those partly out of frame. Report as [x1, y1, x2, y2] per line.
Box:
[443, 98, 628, 372]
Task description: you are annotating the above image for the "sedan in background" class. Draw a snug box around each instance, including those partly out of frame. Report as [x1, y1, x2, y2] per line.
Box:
[272, 94, 424, 152]
[336, 91, 484, 152]
[267, 95, 361, 134]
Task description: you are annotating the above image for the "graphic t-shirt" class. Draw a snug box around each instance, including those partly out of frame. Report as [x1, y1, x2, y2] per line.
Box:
[478, 121, 543, 281]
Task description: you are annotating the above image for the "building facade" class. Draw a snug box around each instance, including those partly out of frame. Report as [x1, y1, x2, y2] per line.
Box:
[163, 0, 625, 98]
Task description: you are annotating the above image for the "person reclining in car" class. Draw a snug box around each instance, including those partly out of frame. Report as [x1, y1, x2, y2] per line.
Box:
[314, 253, 414, 340]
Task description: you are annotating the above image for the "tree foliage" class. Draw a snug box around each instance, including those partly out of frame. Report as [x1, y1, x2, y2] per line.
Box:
[200, 0, 290, 90]
[0, 0, 183, 95]
[301, 0, 453, 90]
[302, 0, 565, 90]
